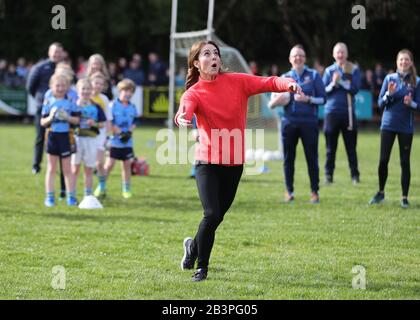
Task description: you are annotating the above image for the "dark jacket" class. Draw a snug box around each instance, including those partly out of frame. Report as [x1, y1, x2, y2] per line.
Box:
[26, 59, 56, 104]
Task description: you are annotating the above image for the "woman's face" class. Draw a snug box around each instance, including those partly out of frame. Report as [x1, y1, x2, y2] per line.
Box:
[397, 53, 412, 73]
[194, 44, 221, 80]
[91, 59, 102, 72]
[333, 45, 348, 65]
[289, 47, 306, 70]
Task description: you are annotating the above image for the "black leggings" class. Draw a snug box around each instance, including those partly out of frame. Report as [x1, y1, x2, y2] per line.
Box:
[378, 130, 413, 197]
[191, 164, 243, 269]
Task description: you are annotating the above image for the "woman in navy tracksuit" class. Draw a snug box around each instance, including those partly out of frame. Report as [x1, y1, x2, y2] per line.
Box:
[323, 42, 361, 184]
[369, 49, 420, 208]
[274, 45, 326, 203]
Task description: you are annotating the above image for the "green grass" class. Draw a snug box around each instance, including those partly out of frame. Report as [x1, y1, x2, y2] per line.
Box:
[0, 124, 419, 299]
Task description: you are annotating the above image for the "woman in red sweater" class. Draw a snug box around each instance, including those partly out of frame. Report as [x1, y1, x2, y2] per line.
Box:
[175, 40, 300, 282]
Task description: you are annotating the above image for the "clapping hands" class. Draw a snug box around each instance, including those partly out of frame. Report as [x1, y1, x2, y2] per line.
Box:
[388, 81, 397, 95]
[332, 71, 341, 84]
[294, 93, 310, 103]
[288, 82, 302, 94]
[404, 92, 413, 106]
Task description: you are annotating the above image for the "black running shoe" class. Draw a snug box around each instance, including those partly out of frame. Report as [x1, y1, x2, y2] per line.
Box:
[192, 268, 207, 282]
[32, 165, 41, 174]
[181, 237, 196, 270]
[59, 190, 66, 201]
[400, 198, 409, 209]
[369, 192, 384, 205]
[352, 176, 360, 185]
[325, 175, 333, 184]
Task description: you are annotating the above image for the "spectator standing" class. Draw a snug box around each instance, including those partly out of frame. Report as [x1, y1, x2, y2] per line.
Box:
[322, 42, 361, 185]
[86, 54, 113, 99]
[0, 59, 7, 83]
[16, 57, 28, 79]
[26, 42, 64, 174]
[147, 52, 168, 86]
[108, 62, 119, 86]
[249, 60, 261, 76]
[123, 58, 146, 86]
[4, 64, 24, 88]
[361, 69, 374, 91]
[369, 49, 420, 209]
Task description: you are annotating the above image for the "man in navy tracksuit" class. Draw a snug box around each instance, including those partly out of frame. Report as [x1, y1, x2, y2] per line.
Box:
[276, 45, 326, 203]
[369, 49, 420, 208]
[323, 42, 361, 184]
[26, 42, 63, 174]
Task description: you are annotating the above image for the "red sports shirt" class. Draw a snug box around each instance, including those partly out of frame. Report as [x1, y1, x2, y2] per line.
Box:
[175, 72, 295, 165]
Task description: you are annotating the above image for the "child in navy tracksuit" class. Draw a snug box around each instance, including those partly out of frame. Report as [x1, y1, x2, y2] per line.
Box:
[274, 45, 326, 203]
[323, 42, 361, 184]
[369, 49, 420, 208]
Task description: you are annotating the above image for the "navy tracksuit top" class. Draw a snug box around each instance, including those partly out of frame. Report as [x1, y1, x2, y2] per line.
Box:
[378, 73, 420, 134]
[281, 66, 326, 124]
[322, 62, 361, 116]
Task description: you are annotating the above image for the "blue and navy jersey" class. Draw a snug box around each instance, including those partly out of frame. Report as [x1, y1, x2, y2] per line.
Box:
[41, 97, 80, 133]
[45, 87, 78, 104]
[322, 62, 361, 115]
[280, 66, 326, 123]
[77, 102, 107, 137]
[378, 72, 420, 134]
[110, 99, 139, 148]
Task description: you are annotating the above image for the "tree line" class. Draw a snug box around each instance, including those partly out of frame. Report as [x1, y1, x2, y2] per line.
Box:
[1, 0, 419, 70]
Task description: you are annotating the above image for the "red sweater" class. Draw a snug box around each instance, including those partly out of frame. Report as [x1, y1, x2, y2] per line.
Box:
[175, 72, 295, 165]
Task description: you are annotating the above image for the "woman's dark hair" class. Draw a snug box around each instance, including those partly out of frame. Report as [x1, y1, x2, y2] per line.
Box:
[185, 40, 222, 90]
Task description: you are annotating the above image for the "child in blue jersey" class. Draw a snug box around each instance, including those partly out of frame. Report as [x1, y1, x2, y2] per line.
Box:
[40, 74, 80, 207]
[99, 79, 138, 199]
[90, 72, 113, 199]
[369, 49, 420, 208]
[70, 79, 106, 201]
[44, 63, 78, 200]
[44, 64, 78, 103]
[323, 42, 361, 185]
[269, 45, 326, 203]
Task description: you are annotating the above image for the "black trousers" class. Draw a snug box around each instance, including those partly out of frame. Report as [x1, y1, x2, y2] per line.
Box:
[324, 113, 359, 178]
[282, 121, 319, 193]
[378, 130, 413, 197]
[191, 164, 243, 269]
[33, 106, 46, 168]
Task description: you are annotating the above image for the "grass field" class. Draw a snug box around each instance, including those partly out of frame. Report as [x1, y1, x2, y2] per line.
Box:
[0, 124, 419, 300]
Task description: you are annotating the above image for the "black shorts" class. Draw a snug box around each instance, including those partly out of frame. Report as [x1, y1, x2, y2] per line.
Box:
[110, 147, 134, 161]
[46, 132, 71, 158]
